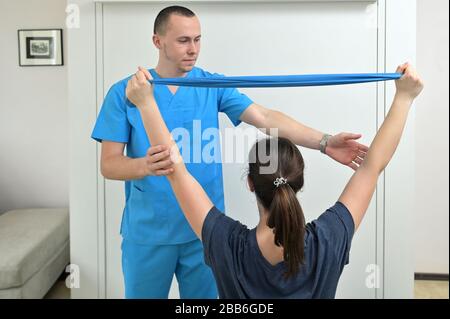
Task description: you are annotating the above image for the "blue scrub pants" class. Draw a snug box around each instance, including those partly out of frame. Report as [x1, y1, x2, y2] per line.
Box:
[121, 238, 218, 299]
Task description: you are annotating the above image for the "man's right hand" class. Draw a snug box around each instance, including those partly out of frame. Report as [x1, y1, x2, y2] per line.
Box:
[142, 145, 174, 176]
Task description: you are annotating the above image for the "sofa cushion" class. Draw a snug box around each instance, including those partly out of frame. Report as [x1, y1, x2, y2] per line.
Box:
[0, 208, 69, 289]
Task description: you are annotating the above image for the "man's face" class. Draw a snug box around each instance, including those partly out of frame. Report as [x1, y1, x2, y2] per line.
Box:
[156, 14, 201, 73]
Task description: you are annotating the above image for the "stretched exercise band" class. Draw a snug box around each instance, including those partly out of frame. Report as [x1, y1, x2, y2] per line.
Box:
[149, 73, 402, 88]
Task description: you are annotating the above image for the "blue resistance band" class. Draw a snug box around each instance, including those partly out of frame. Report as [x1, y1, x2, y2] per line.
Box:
[150, 73, 402, 88]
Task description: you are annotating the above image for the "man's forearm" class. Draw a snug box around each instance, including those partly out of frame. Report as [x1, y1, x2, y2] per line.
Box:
[264, 110, 324, 150]
[101, 155, 147, 180]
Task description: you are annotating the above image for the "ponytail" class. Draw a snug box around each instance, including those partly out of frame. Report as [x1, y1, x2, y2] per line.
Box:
[267, 184, 306, 279]
[248, 137, 306, 278]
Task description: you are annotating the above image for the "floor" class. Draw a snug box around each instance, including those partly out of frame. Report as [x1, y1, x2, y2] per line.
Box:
[43, 279, 70, 299]
[414, 280, 449, 299]
[44, 278, 449, 299]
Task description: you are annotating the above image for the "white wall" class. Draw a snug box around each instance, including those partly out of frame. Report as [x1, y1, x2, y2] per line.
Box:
[0, 0, 68, 214]
[415, 0, 449, 274]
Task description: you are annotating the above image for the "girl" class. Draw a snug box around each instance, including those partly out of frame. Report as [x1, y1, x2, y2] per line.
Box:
[125, 63, 423, 298]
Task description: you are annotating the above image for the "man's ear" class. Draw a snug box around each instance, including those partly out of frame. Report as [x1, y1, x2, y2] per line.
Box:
[247, 176, 255, 192]
[152, 34, 161, 49]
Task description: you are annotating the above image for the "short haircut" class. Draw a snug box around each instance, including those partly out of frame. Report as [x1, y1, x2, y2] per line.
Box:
[153, 6, 196, 35]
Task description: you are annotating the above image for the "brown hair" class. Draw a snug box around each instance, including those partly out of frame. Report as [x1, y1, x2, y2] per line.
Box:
[154, 6, 196, 35]
[248, 137, 306, 278]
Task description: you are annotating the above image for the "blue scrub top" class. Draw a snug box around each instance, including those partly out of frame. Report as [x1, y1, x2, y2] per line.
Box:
[91, 67, 253, 245]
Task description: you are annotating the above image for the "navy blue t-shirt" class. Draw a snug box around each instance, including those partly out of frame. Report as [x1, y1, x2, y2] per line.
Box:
[201, 202, 355, 299]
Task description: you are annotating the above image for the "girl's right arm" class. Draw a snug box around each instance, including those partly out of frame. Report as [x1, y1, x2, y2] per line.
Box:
[338, 63, 424, 231]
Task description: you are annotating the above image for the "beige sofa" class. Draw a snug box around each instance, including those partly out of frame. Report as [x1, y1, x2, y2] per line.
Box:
[0, 208, 69, 298]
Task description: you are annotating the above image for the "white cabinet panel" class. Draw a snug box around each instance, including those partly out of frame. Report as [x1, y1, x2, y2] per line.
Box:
[101, 1, 379, 299]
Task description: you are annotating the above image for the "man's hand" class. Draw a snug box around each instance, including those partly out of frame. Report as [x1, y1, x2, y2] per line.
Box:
[125, 66, 154, 109]
[142, 145, 174, 176]
[325, 133, 369, 170]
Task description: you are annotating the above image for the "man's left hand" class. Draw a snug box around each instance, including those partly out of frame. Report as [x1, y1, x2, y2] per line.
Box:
[325, 133, 369, 170]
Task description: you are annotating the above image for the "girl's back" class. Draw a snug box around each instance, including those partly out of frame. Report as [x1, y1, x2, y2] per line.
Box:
[202, 202, 354, 299]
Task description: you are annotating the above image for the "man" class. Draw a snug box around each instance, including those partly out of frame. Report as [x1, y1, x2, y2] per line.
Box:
[91, 5, 368, 299]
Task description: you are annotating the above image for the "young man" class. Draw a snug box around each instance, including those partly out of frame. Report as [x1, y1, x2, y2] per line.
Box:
[91, 6, 369, 298]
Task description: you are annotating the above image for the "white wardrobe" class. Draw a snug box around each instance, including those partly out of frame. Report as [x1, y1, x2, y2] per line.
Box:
[68, 0, 416, 298]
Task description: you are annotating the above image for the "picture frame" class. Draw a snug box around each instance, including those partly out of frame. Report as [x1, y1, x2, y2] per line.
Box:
[18, 29, 63, 66]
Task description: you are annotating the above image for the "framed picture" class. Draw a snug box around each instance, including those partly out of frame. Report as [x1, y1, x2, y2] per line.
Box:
[18, 29, 63, 66]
